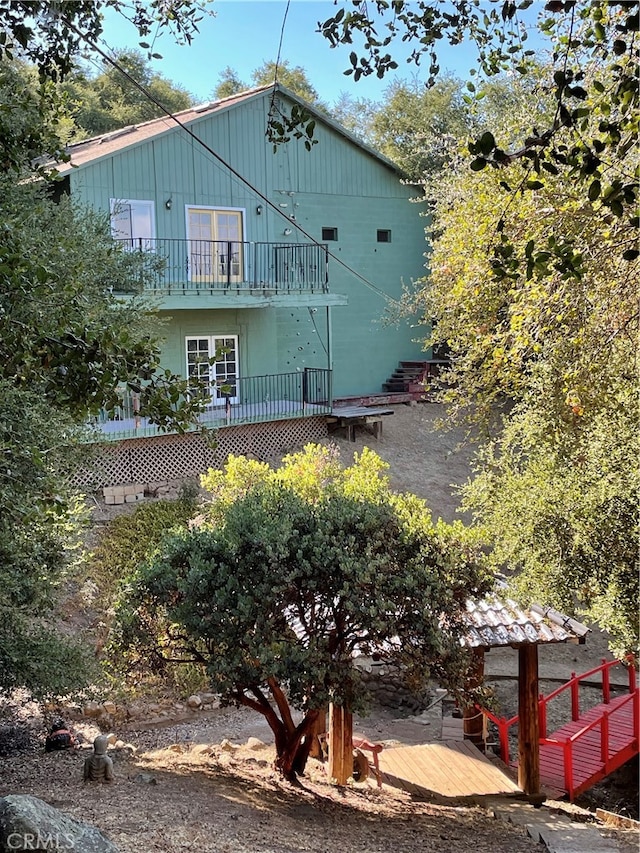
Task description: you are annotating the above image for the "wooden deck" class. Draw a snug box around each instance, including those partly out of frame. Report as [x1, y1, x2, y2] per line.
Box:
[537, 692, 639, 798]
[377, 740, 522, 800]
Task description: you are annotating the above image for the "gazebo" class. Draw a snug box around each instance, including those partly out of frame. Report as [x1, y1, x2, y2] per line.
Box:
[460, 591, 590, 798]
[325, 588, 590, 795]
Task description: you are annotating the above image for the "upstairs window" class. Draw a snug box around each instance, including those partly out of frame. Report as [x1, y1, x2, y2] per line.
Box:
[322, 227, 338, 241]
[377, 229, 392, 243]
[110, 199, 155, 249]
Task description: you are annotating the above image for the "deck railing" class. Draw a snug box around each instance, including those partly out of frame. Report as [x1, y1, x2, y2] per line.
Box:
[91, 367, 333, 442]
[114, 238, 329, 294]
[539, 689, 639, 799]
[480, 657, 638, 791]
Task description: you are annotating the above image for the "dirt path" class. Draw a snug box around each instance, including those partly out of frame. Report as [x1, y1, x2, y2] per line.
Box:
[1, 403, 637, 851]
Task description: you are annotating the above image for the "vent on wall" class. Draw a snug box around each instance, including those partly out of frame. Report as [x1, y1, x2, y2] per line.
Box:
[377, 229, 392, 243]
[322, 227, 338, 241]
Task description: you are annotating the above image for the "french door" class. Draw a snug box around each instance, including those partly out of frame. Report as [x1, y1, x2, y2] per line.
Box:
[187, 208, 243, 283]
[186, 335, 239, 405]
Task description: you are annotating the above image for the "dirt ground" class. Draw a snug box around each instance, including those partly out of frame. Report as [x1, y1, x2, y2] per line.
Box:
[1, 402, 637, 852]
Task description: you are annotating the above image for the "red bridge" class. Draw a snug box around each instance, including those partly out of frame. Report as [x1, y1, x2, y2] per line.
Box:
[484, 658, 639, 801]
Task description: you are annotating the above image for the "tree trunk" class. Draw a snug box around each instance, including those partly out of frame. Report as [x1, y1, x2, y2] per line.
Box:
[273, 710, 319, 781]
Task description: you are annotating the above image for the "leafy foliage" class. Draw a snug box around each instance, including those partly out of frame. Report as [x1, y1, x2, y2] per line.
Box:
[410, 64, 638, 656]
[114, 445, 490, 778]
[318, 0, 638, 270]
[0, 1, 207, 80]
[0, 0, 213, 699]
[0, 380, 95, 698]
[212, 59, 326, 108]
[61, 50, 193, 139]
[87, 489, 199, 606]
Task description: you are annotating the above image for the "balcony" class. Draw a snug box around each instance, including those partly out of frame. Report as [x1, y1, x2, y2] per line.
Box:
[114, 239, 346, 309]
[90, 368, 333, 443]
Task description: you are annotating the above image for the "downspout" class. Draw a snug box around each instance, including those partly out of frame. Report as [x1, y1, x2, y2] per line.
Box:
[326, 305, 333, 408]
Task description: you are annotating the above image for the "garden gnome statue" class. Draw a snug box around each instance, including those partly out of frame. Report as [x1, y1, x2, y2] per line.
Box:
[83, 734, 114, 783]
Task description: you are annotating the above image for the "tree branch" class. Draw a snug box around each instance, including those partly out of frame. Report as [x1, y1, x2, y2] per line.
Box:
[267, 676, 296, 735]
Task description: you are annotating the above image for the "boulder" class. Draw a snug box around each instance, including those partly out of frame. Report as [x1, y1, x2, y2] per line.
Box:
[246, 737, 266, 751]
[186, 695, 202, 710]
[0, 794, 118, 852]
[102, 701, 117, 716]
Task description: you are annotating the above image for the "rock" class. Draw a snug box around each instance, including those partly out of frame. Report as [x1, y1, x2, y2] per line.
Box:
[190, 744, 214, 757]
[186, 695, 202, 710]
[0, 794, 118, 852]
[133, 772, 157, 785]
[102, 701, 117, 715]
[169, 743, 185, 753]
[106, 733, 118, 746]
[114, 740, 126, 750]
[199, 693, 217, 705]
[83, 701, 103, 719]
[246, 737, 266, 751]
[220, 739, 238, 753]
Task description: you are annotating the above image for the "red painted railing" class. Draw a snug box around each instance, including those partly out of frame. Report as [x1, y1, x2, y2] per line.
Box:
[481, 657, 638, 779]
[539, 689, 639, 799]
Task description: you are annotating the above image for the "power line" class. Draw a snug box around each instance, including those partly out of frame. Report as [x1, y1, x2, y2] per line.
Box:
[59, 16, 403, 305]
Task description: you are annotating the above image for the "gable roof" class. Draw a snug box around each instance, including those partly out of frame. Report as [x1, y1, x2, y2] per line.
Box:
[55, 83, 401, 176]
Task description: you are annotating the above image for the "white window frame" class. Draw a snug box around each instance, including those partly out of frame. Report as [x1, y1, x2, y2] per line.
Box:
[185, 334, 240, 406]
[185, 205, 246, 283]
[110, 199, 156, 250]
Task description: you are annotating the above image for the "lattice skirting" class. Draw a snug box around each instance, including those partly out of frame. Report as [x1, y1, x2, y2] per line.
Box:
[71, 417, 329, 490]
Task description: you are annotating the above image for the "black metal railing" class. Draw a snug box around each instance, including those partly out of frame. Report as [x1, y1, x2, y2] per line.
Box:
[92, 368, 333, 442]
[114, 238, 329, 294]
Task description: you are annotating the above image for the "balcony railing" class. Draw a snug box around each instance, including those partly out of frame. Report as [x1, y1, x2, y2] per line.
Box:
[90, 368, 333, 442]
[114, 238, 329, 295]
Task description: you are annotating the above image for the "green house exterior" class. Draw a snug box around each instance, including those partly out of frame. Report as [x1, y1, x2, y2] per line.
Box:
[59, 84, 427, 438]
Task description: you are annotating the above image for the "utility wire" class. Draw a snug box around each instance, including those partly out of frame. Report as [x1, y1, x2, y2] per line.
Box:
[273, 0, 291, 85]
[59, 16, 402, 305]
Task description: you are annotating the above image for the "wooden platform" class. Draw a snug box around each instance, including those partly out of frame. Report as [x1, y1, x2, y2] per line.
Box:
[327, 406, 394, 441]
[378, 740, 522, 801]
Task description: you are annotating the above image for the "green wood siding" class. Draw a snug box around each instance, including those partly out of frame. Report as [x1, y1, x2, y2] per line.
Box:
[70, 90, 428, 399]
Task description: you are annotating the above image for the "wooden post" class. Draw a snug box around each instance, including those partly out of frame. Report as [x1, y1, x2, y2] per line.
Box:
[308, 706, 327, 760]
[328, 703, 353, 785]
[463, 648, 485, 747]
[518, 644, 541, 798]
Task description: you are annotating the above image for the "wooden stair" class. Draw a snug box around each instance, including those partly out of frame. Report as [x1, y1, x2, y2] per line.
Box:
[382, 359, 449, 396]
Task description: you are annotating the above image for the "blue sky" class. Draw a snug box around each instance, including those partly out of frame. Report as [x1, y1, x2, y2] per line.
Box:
[97, 0, 546, 107]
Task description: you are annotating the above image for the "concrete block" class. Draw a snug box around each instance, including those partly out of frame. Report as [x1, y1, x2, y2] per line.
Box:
[105, 495, 116, 505]
[125, 494, 137, 503]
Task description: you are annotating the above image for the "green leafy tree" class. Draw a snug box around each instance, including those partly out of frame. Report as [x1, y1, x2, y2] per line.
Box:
[412, 63, 638, 656]
[211, 65, 247, 99]
[0, 381, 95, 698]
[367, 76, 471, 179]
[0, 1, 211, 698]
[212, 60, 326, 108]
[251, 60, 325, 109]
[62, 50, 193, 139]
[319, 0, 638, 270]
[113, 446, 490, 780]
